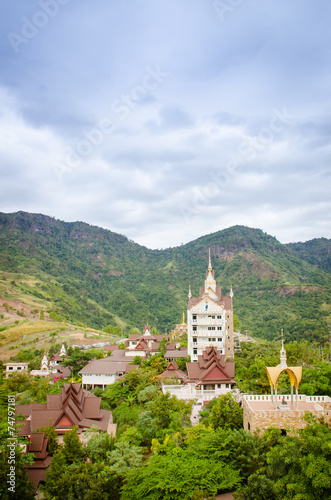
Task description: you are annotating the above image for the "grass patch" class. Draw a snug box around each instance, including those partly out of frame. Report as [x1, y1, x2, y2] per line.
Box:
[1, 320, 65, 343]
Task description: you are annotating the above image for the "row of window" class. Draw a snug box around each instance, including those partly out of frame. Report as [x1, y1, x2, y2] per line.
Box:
[192, 337, 223, 343]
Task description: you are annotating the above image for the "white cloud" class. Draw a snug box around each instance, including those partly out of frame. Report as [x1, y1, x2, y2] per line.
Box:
[0, 1, 330, 248]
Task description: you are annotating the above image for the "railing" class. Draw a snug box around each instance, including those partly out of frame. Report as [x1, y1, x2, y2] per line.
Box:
[192, 319, 223, 326]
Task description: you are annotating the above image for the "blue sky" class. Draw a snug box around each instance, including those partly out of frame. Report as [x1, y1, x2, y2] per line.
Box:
[1, 0, 330, 248]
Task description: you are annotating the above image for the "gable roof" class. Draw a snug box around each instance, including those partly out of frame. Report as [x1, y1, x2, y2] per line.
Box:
[16, 383, 111, 436]
[186, 346, 235, 385]
[159, 360, 187, 381]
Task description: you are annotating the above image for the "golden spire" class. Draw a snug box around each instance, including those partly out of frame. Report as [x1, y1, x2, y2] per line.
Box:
[280, 329, 287, 368]
[182, 312, 185, 324]
[208, 248, 212, 270]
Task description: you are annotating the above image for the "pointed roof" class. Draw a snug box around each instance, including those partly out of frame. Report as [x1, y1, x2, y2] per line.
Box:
[159, 360, 187, 381]
[16, 383, 110, 435]
[186, 346, 235, 385]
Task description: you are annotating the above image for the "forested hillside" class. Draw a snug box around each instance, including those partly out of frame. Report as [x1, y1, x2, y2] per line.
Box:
[0, 211, 330, 342]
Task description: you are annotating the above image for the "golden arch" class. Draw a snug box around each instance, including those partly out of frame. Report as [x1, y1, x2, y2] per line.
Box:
[265, 365, 302, 409]
[266, 366, 302, 390]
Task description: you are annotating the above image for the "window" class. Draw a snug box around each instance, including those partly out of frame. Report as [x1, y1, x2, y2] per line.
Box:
[217, 338, 222, 342]
[193, 326, 197, 331]
[8, 367, 13, 370]
[228, 336, 230, 339]
[17, 367, 22, 370]
[193, 337, 197, 343]
[217, 315, 222, 319]
[228, 347, 230, 351]
[208, 326, 215, 330]
[208, 315, 215, 319]
[205, 304, 208, 311]
[193, 315, 197, 320]
[226, 383, 230, 388]
[217, 326, 222, 330]
[193, 348, 197, 355]
[227, 326, 230, 329]
[227, 315, 230, 319]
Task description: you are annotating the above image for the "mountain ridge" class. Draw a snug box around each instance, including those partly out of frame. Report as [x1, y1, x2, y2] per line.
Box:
[0, 211, 330, 342]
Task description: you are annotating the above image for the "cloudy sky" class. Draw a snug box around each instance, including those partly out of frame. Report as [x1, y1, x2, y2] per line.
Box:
[1, 0, 331, 248]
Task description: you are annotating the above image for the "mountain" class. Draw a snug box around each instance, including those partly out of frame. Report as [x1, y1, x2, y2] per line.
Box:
[287, 238, 331, 273]
[0, 211, 330, 343]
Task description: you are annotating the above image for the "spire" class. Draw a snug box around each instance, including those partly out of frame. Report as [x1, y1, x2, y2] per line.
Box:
[205, 249, 216, 293]
[181, 312, 185, 324]
[280, 329, 287, 368]
[229, 286, 233, 298]
[188, 285, 192, 299]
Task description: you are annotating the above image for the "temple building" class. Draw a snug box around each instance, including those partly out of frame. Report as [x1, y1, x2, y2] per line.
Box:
[187, 250, 234, 361]
[16, 382, 114, 441]
[30, 342, 71, 378]
[242, 334, 331, 433]
[170, 313, 187, 340]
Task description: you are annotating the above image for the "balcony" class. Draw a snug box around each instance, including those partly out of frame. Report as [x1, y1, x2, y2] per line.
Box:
[192, 318, 223, 326]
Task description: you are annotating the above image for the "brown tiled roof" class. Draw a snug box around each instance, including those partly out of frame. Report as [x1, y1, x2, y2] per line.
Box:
[160, 361, 187, 381]
[107, 350, 128, 360]
[16, 383, 111, 436]
[104, 344, 119, 353]
[50, 354, 63, 362]
[79, 359, 132, 375]
[165, 348, 188, 359]
[16, 404, 32, 417]
[27, 433, 48, 459]
[186, 347, 235, 384]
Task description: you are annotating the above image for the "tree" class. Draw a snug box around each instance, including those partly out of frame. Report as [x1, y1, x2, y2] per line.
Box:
[40, 422, 59, 455]
[62, 347, 94, 375]
[0, 444, 35, 500]
[63, 426, 85, 464]
[209, 393, 243, 430]
[236, 419, 331, 500]
[121, 448, 240, 500]
[106, 441, 144, 475]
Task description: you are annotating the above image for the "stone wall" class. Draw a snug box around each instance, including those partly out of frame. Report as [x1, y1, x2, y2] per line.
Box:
[243, 395, 331, 433]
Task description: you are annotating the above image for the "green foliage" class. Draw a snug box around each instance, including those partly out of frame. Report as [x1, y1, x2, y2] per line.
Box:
[122, 448, 240, 500]
[84, 428, 116, 462]
[0, 444, 35, 500]
[130, 355, 143, 366]
[40, 422, 59, 455]
[63, 426, 85, 464]
[200, 393, 243, 430]
[106, 441, 144, 476]
[63, 347, 94, 375]
[4, 372, 31, 393]
[236, 420, 331, 500]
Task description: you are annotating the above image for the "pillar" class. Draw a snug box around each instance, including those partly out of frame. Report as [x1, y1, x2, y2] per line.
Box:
[296, 386, 299, 409]
[291, 385, 294, 407]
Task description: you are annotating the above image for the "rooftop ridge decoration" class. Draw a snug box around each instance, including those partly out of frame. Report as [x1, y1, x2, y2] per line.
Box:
[265, 330, 302, 409]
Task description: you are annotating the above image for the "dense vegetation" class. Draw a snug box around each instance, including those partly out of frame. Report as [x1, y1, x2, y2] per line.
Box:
[0, 211, 330, 342]
[1, 339, 331, 499]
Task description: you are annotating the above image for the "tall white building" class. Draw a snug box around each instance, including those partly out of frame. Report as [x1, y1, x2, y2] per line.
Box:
[187, 250, 234, 362]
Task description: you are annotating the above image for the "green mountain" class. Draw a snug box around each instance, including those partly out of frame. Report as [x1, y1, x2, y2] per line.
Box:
[288, 238, 331, 273]
[0, 211, 330, 342]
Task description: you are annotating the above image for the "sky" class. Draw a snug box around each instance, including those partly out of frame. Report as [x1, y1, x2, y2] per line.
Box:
[1, 0, 331, 249]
